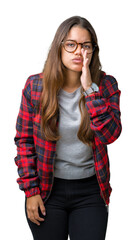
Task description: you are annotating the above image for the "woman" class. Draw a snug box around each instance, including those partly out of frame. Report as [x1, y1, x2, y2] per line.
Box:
[14, 16, 122, 240]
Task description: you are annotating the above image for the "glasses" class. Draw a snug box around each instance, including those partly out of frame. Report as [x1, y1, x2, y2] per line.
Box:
[62, 40, 97, 54]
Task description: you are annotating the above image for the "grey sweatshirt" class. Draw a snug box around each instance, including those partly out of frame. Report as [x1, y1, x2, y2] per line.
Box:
[54, 85, 96, 179]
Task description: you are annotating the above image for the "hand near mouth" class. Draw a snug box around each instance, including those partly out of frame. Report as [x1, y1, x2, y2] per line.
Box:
[80, 49, 92, 91]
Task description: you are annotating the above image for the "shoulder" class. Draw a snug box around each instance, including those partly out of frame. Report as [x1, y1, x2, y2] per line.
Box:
[23, 72, 43, 105]
[24, 72, 43, 91]
[99, 72, 120, 98]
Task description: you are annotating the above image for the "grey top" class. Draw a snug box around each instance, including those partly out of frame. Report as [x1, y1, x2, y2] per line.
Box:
[54, 84, 99, 179]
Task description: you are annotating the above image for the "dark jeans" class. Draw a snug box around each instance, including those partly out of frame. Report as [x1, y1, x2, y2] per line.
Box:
[25, 174, 108, 240]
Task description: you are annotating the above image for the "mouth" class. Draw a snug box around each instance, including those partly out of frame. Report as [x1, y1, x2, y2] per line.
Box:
[72, 58, 83, 63]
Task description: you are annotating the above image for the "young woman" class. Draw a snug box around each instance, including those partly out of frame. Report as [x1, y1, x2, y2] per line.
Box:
[14, 16, 122, 240]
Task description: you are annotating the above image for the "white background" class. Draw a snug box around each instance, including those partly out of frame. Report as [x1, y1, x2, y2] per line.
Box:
[0, 0, 135, 239]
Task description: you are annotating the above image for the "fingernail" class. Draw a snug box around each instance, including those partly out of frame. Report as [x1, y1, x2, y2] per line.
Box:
[43, 212, 46, 216]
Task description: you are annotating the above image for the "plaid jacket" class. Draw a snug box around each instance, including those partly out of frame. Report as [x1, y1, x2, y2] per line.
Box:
[14, 72, 122, 205]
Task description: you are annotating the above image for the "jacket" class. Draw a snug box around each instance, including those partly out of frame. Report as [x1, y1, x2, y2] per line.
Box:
[14, 72, 122, 205]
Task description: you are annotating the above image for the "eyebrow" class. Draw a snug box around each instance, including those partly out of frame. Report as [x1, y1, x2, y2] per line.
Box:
[66, 39, 92, 43]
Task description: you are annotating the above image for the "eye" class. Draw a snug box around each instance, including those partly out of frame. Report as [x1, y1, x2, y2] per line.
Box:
[66, 42, 76, 48]
[83, 44, 91, 49]
[68, 44, 75, 47]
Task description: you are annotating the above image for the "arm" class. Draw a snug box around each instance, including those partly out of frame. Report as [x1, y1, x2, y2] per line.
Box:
[14, 77, 40, 197]
[85, 75, 122, 145]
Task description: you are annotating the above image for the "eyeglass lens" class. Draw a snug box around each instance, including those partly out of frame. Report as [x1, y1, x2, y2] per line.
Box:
[64, 40, 94, 53]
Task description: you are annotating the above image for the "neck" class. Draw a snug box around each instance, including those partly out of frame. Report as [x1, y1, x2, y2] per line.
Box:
[63, 69, 81, 89]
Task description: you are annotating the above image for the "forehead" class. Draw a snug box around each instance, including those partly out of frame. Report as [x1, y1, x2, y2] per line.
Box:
[66, 26, 91, 42]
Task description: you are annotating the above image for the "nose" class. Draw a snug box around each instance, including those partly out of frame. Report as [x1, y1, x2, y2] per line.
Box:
[74, 43, 82, 54]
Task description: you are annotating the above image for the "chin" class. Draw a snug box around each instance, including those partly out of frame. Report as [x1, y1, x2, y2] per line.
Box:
[73, 68, 82, 73]
[64, 63, 82, 73]
[70, 65, 83, 72]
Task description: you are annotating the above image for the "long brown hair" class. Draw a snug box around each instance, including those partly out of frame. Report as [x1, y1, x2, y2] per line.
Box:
[38, 16, 103, 146]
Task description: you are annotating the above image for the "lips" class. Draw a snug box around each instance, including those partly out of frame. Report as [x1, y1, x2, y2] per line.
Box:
[72, 58, 83, 63]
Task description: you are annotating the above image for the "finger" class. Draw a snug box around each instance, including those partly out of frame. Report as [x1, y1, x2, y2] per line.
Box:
[81, 49, 85, 67]
[81, 48, 87, 58]
[81, 48, 85, 59]
[84, 57, 89, 67]
[27, 210, 41, 226]
[33, 208, 45, 222]
[81, 49, 89, 67]
[84, 49, 87, 58]
[30, 217, 41, 226]
[39, 200, 46, 216]
[84, 51, 89, 65]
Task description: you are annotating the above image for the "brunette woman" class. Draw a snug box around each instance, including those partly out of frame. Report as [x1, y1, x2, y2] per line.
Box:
[14, 16, 122, 240]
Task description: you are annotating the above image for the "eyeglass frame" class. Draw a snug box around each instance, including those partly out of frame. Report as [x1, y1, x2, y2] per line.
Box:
[61, 39, 97, 54]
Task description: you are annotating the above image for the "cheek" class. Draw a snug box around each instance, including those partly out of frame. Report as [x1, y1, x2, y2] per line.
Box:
[61, 51, 71, 68]
[61, 53, 67, 66]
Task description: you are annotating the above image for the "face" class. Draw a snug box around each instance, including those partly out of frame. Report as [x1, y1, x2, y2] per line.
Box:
[61, 26, 93, 73]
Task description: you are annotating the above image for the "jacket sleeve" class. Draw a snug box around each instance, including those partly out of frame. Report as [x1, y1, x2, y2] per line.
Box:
[14, 77, 40, 197]
[85, 75, 122, 145]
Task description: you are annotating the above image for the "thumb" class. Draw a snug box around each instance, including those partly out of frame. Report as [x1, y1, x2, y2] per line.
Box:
[39, 198, 46, 216]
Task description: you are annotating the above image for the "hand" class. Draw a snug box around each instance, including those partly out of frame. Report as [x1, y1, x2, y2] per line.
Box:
[80, 49, 92, 91]
[26, 194, 46, 226]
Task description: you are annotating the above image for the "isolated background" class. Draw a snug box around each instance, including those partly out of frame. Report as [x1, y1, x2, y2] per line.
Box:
[0, 0, 135, 239]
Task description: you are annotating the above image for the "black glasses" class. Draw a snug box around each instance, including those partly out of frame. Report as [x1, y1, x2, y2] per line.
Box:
[62, 40, 97, 54]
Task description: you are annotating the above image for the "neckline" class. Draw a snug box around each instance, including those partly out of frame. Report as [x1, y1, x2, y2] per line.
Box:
[61, 85, 81, 95]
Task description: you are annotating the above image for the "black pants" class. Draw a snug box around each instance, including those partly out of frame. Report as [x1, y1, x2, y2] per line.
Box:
[25, 174, 108, 240]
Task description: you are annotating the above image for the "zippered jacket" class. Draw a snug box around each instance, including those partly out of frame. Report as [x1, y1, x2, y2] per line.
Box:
[14, 72, 122, 205]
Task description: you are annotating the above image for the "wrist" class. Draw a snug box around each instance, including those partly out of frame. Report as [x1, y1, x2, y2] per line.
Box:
[83, 82, 92, 91]
[83, 82, 99, 96]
